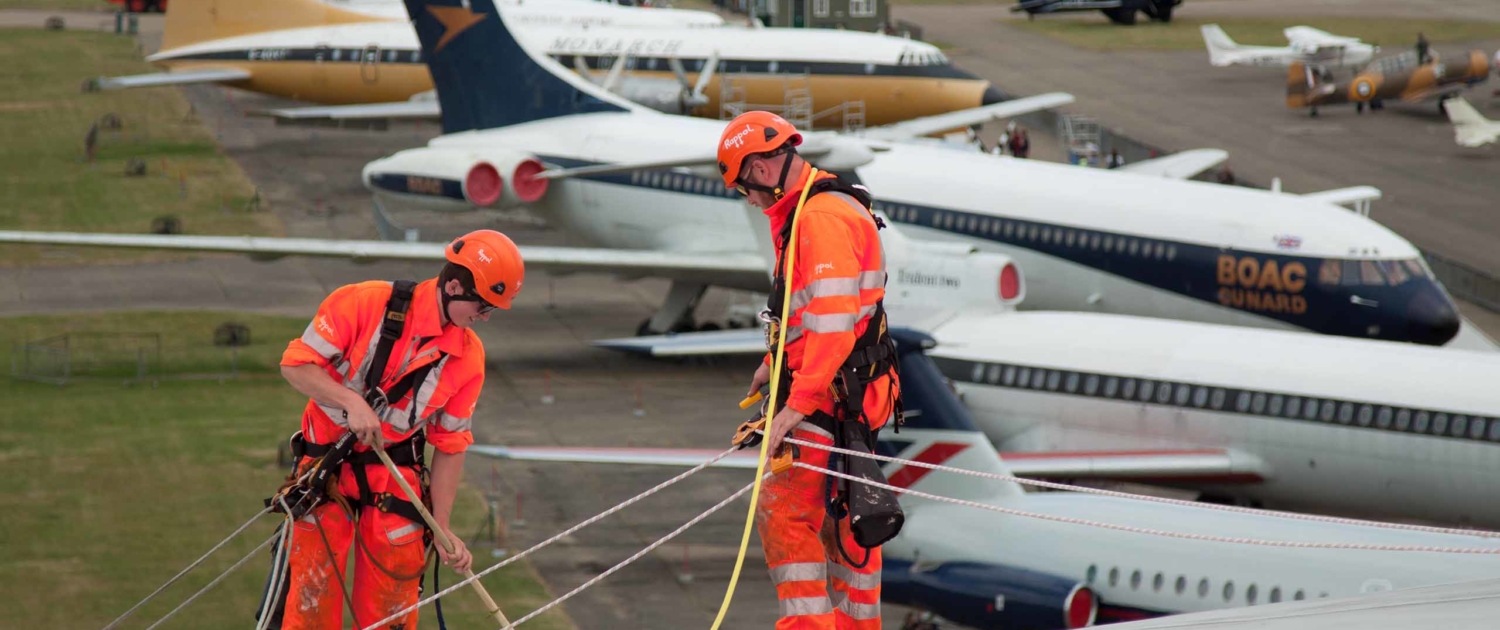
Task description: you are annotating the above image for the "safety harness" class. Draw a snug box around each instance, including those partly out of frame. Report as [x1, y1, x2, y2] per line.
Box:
[762, 176, 906, 564]
[259, 280, 449, 629]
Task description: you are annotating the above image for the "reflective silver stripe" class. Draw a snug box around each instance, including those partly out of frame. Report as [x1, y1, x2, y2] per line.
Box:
[438, 412, 472, 433]
[779, 597, 833, 618]
[300, 323, 342, 360]
[769, 562, 827, 584]
[835, 597, 880, 620]
[318, 401, 351, 427]
[380, 403, 413, 431]
[347, 332, 383, 389]
[789, 277, 861, 312]
[828, 563, 881, 590]
[795, 420, 835, 441]
[387, 522, 422, 542]
[409, 356, 449, 429]
[802, 311, 858, 334]
[784, 325, 805, 344]
[859, 270, 886, 290]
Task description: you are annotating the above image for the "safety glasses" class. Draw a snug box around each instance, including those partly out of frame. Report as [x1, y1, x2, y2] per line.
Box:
[449, 291, 499, 314]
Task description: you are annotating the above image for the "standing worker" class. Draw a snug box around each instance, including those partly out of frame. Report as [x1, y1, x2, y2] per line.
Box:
[271, 229, 523, 629]
[718, 111, 904, 630]
[1416, 32, 1430, 65]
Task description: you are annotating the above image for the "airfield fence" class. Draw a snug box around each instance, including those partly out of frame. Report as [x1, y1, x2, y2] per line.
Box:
[9, 332, 242, 385]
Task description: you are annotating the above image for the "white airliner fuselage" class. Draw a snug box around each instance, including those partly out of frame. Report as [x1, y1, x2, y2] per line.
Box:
[929, 311, 1500, 527]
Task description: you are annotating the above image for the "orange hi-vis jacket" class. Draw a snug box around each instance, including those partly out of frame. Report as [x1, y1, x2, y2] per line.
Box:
[281, 279, 483, 492]
[765, 165, 898, 423]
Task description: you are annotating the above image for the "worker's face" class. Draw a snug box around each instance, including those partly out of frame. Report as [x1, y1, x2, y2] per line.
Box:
[442, 279, 495, 328]
[737, 157, 779, 209]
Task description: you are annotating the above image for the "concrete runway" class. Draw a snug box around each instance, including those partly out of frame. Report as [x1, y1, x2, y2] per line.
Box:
[898, 1, 1500, 275]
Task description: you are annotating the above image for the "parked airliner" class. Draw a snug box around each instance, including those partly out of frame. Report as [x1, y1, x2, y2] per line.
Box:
[99, 0, 995, 126]
[353, 0, 1457, 345]
[470, 330, 1500, 628]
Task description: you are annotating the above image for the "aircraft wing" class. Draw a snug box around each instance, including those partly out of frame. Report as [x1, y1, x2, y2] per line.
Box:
[469, 444, 763, 469]
[861, 93, 1076, 141]
[1116, 149, 1228, 180]
[593, 328, 766, 357]
[1401, 83, 1473, 104]
[1283, 26, 1362, 49]
[0, 231, 769, 288]
[90, 68, 252, 90]
[475, 443, 1264, 483]
[255, 100, 442, 123]
[1000, 449, 1266, 483]
[1300, 186, 1382, 208]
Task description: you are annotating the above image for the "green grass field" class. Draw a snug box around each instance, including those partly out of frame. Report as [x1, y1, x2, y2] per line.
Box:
[0, 0, 111, 10]
[0, 311, 572, 630]
[1009, 16, 1500, 51]
[0, 28, 280, 267]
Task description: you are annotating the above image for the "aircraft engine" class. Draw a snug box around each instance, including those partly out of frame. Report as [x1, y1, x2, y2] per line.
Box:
[362, 148, 549, 212]
[888, 241, 1025, 312]
[885, 559, 1098, 630]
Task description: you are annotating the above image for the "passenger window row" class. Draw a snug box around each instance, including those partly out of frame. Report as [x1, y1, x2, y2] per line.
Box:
[874, 201, 1178, 263]
[936, 357, 1500, 444]
[1086, 564, 1323, 606]
[629, 169, 736, 198]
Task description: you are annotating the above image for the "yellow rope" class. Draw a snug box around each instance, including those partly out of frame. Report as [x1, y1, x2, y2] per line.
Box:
[708, 167, 821, 630]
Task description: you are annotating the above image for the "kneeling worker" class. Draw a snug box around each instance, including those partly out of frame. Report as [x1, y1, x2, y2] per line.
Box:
[718, 112, 904, 630]
[275, 229, 523, 629]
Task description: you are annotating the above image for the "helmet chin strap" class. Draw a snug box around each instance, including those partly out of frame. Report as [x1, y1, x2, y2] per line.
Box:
[738, 148, 797, 200]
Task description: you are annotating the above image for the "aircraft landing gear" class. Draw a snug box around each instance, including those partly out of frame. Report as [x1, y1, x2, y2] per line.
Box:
[1356, 101, 1365, 115]
[636, 280, 708, 336]
[1102, 7, 1137, 24]
[1309, 106, 1319, 118]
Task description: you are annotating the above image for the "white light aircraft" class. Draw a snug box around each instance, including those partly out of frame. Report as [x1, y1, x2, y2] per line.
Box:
[470, 330, 1500, 628]
[1442, 96, 1500, 148]
[1201, 24, 1378, 69]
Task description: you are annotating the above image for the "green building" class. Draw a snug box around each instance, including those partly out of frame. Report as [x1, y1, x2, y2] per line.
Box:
[751, 0, 888, 32]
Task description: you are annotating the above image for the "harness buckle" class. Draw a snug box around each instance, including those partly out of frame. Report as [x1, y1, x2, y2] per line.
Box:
[365, 388, 390, 420]
[759, 308, 782, 351]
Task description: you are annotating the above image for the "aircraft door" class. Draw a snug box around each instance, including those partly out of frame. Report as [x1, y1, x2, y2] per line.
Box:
[310, 43, 332, 88]
[360, 44, 381, 84]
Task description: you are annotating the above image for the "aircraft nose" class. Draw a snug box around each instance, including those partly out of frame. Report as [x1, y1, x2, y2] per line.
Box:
[1405, 284, 1461, 346]
[982, 85, 1007, 105]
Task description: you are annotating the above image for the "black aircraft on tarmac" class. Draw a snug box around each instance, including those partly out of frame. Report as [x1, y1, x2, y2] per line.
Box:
[1011, 0, 1179, 25]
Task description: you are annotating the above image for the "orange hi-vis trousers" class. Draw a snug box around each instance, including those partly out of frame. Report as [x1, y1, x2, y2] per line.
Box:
[282, 496, 427, 630]
[756, 423, 882, 630]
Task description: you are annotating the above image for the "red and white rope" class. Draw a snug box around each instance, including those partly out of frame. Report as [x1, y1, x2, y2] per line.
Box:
[796, 462, 1500, 554]
[784, 435, 1500, 540]
[497, 477, 763, 630]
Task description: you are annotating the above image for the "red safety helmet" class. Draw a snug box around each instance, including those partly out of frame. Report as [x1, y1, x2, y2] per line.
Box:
[445, 229, 524, 309]
[717, 111, 802, 190]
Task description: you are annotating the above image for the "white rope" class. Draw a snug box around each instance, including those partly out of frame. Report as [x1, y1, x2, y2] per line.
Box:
[498, 477, 764, 630]
[101, 505, 275, 630]
[784, 435, 1500, 540]
[796, 462, 1500, 554]
[141, 531, 281, 630]
[360, 444, 745, 630]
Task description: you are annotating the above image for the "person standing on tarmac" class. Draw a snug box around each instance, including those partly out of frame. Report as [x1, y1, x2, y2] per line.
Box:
[274, 230, 524, 630]
[718, 111, 903, 630]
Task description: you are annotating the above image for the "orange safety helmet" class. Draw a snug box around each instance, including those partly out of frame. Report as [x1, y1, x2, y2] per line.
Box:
[717, 111, 802, 190]
[445, 229, 525, 309]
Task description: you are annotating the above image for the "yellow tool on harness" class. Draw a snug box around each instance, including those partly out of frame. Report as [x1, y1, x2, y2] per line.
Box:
[709, 167, 820, 630]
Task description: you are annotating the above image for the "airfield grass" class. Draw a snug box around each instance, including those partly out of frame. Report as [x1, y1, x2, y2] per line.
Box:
[1008, 16, 1500, 51]
[0, 311, 573, 630]
[0, 0, 109, 10]
[0, 28, 279, 267]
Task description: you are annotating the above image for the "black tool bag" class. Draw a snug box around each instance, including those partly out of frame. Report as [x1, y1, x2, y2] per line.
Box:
[835, 419, 905, 550]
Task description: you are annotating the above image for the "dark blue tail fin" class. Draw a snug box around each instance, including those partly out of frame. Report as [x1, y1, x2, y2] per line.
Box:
[403, 0, 629, 134]
[887, 329, 983, 434]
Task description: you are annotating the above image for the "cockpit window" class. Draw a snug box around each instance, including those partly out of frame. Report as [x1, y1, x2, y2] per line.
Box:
[1318, 260, 1341, 286]
[1403, 259, 1431, 279]
[1340, 260, 1362, 286]
[1378, 260, 1409, 286]
[1359, 261, 1385, 286]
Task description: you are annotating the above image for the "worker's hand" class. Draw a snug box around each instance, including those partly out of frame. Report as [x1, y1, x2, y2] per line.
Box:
[344, 402, 384, 448]
[437, 530, 473, 573]
[765, 406, 806, 459]
[747, 362, 771, 398]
